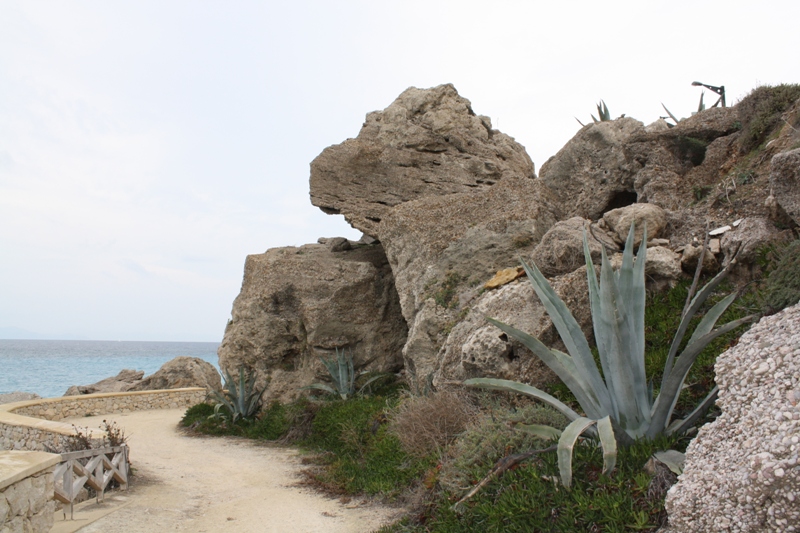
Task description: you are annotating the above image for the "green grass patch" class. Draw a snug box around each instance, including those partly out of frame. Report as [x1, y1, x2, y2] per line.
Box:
[737, 84, 800, 154]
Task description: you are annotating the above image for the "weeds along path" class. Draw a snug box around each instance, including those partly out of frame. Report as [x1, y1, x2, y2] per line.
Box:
[61, 409, 399, 533]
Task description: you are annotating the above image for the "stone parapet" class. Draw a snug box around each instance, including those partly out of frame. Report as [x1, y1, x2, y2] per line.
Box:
[0, 451, 60, 533]
[0, 388, 207, 451]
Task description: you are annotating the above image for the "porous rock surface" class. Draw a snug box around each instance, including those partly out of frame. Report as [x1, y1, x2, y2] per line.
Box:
[769, 148, 800, 226]
[530, 217, 605, 278]
[310, 83, 535, 237]
[64, 369, 145, 396]
[129, 356, 221, 392]
[217, 242, 407, 402]
[665, 302, 800, 532]
[435, 266, 593, 386]
[377, 176, 560, 386]
[538, 117, 645, 220]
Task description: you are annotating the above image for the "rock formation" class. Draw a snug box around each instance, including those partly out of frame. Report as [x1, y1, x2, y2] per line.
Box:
[63, 357, 220, 396]
[665, 303, 800, 532]
[217, 242, 407, 402]
[309, 83, 535, 237]
[64, 369, 144, 396]
[129, 356, 221, 392]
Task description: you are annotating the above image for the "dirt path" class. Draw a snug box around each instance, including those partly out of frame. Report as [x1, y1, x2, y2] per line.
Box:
[58, 409, 400, 533]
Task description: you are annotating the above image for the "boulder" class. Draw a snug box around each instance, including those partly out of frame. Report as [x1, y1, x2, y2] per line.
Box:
[0, 392, 41, 404]
[530, 217, 606, 277]
[769, 148, 800, 226]
[681, 243, 720, 273]
[435, 266, 593, 386]
[376, 176, 560, 387]
[665, 303, 800, 532]
[217, 242, 407, 403]
[310, 84, 535, 237]
[538, 118, 645, 220]
[720, 218, 793, 278]
[602, 203, 667, 245]
[129, 357, 221, 392]
[63, 369, 144, 396]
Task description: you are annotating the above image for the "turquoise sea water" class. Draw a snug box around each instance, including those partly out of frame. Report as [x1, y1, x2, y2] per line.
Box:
[0, 339, 220, 398]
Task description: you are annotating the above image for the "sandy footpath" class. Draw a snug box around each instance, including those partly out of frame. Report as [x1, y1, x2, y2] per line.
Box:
[57, 409, 400, 533]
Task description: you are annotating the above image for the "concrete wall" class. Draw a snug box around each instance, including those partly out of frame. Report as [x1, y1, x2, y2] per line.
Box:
[0, 388, 207, 451]
[0, 451, 60, 533]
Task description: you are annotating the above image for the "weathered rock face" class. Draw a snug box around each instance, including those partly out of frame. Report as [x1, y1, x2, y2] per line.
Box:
[602, 203, 667, 245]
[217, 242, 407, 402]
[129, 357, 221, 392]
[538, 118, 645, 220]
[435, 266, 593, 386]
[769, 148, 800, 226]
[64, 369, 145, 396]
[530, 217, 605, 278]
[665, 303, 800, 532]
[310, 83, 536, 237]
[0, 392, 41, 404]
[377, 176, 560, 386]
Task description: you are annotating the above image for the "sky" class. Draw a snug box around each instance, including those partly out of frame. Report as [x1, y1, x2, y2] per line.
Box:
[1, 1, 798, 342]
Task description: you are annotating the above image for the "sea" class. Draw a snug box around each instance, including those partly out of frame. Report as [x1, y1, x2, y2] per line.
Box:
[0, 339, 220, 398]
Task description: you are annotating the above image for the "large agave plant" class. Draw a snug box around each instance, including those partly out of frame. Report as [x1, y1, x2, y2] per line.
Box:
[210, 366, 265, 423]
[465, 223, 755, 487]
[303, 347, 389, 400]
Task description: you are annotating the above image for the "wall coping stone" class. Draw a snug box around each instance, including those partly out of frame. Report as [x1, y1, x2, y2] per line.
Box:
[0, 450, 61, 491]
[0, 388, 206, 440]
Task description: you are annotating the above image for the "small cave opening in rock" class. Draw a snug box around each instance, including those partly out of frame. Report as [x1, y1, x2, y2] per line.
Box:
[602, 190, 638, 214]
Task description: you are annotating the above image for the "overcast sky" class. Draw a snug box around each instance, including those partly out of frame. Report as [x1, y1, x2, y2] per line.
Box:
[1, 1, 798, 342]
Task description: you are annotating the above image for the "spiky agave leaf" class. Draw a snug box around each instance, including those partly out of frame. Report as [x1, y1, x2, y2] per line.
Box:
[464, 377, 582, 423]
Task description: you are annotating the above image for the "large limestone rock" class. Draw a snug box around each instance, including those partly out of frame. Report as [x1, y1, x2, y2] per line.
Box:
[64, 369, 144, 396]
[129, 357, 221, 392]
[435, 266, 593, 386]
[602, 203, 667, 245]
[538, 117, 645, 220]
[377, 176, 560, 386]
[530, 217, 605, 278]
[217, 242, 407, 402]
[310, 84, 535, 237]
[665, 303, 800, 532]
[769, 148, 800, 226]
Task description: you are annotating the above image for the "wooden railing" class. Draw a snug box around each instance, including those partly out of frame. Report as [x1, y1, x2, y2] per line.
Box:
[53, 445, 129, 519]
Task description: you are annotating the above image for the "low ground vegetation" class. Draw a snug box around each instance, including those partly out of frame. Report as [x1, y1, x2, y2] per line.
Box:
[182, 236, 798, 531]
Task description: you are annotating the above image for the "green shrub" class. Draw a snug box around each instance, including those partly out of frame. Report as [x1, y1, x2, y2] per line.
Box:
[762, 238, 800, 313]
[301, 396, 433, 497]
[181, 402, 215, 427]
[438, 405, 567, 494]
[394, 435, 681, 533]
[245, 401, 291, 440]
[737, 84, 800, 153]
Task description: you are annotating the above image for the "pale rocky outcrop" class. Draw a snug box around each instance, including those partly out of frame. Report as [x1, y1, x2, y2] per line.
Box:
[0, 392, 40, 405]
[769, 148, 800, 226]
[602, 203, 667, 245]
[377, 176, 560, 386]
[665, 303, 800, 532]
[720, 217, 793, 280]
[129, 357, 221, 392]
[310, 83, 535, 237]
[538, 118, 645, 220]
[217, 242, 407, 402]
[64, 369, 144, 396]
[530, 217, 605, 278]
[435, 267, 593, 386]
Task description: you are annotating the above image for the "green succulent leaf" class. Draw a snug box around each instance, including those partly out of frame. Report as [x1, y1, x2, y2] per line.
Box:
[463, 378, 582, 423]
[558, 417, 597, 488]
[516, 424, 563, 441]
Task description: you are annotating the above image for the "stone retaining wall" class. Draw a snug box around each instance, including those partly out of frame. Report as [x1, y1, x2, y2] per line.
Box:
[0, 388, 207, 451]
[0, 451, 60, 533]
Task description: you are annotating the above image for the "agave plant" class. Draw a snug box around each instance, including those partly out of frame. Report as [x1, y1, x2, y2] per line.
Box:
[465, 223, 755, 487]
[209, 366, 265, 423]
[575, 100, 613, 127]
[303, 347, 389, 400]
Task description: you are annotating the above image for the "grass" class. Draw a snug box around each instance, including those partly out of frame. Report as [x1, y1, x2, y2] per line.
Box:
[181, 252, 792, 531]
[736, 84, 800, 154]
